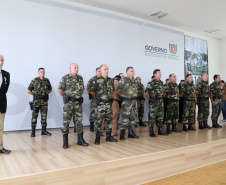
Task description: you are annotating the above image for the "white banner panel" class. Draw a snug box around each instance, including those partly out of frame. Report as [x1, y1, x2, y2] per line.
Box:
[0, 0, 184, 131]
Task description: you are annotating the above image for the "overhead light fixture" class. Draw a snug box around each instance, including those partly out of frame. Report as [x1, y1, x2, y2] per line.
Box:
[150, 11, 169, 19]
[205, 28, 220, 33]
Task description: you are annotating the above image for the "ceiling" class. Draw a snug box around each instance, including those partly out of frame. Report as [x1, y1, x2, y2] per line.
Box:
[32, 0, 226, 39]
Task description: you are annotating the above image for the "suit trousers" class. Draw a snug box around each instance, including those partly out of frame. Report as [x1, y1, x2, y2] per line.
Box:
[0, 113, 5, 150]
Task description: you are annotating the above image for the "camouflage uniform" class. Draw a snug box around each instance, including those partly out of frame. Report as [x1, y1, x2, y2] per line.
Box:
[137, 83, 145, 121]
[87, 76, 97, 123]
[117, 77, 138, 130]
[210, 81, 222, 121]
[145, 78, 164, 127]
[196, 80, 210, 122]
[165, 82, 179, 125]
[58, 73, 84, 134]
[28, 77, 52, 127]
[180, 81, 195, 124]
[90, 76, 114, 135]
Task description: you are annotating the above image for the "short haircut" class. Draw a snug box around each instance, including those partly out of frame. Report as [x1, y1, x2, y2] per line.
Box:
[165, 78, 169, 83]
[96, 67, 100, 71]
[119, 73, 124, 75]
[114, 75, 121, 81]
[186, 74, 192, 78]
[214, 74, 219, 80]
[220, 80, 225, 83]
[151, 75, 155, 79]
[201, 73, 207, 77]
[38, 68, 45, 71]
[126, 67, 133, 72]
[136, 76, 141, 80]
[153, 69, 160, 75]
[180, 80, 185, 83]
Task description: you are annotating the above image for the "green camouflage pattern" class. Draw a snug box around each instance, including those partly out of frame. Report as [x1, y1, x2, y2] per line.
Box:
[196, 80, 210, 122]
[146, 78, 164, 127]
[28, 77, 52, 127]
[137, 83, 144, 120]
[90, 75, 114, 134]
[165, 82, 179, 125]
[117, 77, 138, 129]
[87, 76, 97, 122]
[58, 73, 84, 99]
[210, 81, 222, 120]
[117, 77, 138, 99]
[58, 74, 84, 134]
[180, 81, 195, 101]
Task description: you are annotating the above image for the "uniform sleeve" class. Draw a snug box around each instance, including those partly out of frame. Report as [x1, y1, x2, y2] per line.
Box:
[47, 79, 52, 91]
[116, 80, 123, 92]
[164, 84, 169, 94]
[87, 78, 93, 91]
[210, 84, 215, 94]
[112, 79, 115, 91]
[145, 82, 152, 94]
[58, 76, 66, 91]
[180, 84, 185, 95]
[90, 78, 97, 92]
[28, 79, 34, 91]
[196, 82, 201, 92]
[80, 77, 85, 91]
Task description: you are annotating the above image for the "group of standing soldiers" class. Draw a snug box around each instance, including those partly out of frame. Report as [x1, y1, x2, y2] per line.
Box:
[27, 63, 223, 149]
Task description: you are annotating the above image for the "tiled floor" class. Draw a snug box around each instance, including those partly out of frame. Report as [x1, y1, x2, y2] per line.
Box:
[145, 160, 226, 185]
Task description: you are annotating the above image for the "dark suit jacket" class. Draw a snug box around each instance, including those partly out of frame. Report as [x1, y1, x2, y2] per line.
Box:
[0, 70, 10, 113]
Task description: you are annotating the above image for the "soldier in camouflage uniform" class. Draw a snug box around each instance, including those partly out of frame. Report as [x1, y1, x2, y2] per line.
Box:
[180, 74, 196, 131]
[136, 76, 146, 127]
[195, 73, 212, 129]
[210, 74, 223, 128]
[145, 69, 167, 137]
[58, 63, 88, 149]
[86, 67, 101, 132]
[90, 64, 117, 145]
[165, 73, 181, 134]
[163, 78, 170, 124]
[27, 68, 52, 137]
[116, 67, 139, 140]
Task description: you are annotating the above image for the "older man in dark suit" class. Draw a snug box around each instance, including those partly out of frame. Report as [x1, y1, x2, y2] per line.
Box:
[0, 55, 11, 154]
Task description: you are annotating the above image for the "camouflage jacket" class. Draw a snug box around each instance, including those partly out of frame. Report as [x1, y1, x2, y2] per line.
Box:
[210, 81, 222, 100]
[145, 78, 164, 99]
[165, 82, 179, 100]
[180, 81, 195, 100]
[28, 77, 52, 96]
[137, 83, 144, 99]
[117, 76, 138, 99]
[58, 73, 84, 99]
[90, 75, 114, 100]
[87, 76, 97, 91]
[196, 80, 210, 99]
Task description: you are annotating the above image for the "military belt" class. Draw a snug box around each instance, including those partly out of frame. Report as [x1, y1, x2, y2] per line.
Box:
[68, 97, 82, 102]
[168, 99, 179, 102]
[121, 97, 137, 101]
[198, 97, 209, 101]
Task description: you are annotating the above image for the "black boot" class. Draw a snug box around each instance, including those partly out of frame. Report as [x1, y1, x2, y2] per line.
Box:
[41, 126, 51, 136]
[128, 129, 139, 139]
[188, 123, 196, 131]
[216, 119, 223, 128]
[158, 126, 168, 136]
[139, 120, 147, 127]
[106, 132, 117, 142]
[77, 133, 89, 146]
[171, 124, 181, 133]
[90, 122, 94, 132]
[31, 126, 35, 137]
[183, 124, 188, 132]
[150, 127, 156, 137]
[120, 129, 125, 140]
[212, 119, 219, 128]
[74, 126, 76, 132]
[198, 122, 205, 130]
[203, 120, 212, 129]
[95, 134, 100, 145]
[166, 125, 171, 134]
[63, 134, 68, 149]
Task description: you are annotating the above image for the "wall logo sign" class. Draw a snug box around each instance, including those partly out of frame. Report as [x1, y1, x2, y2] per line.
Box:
[169, 43, 177, 55]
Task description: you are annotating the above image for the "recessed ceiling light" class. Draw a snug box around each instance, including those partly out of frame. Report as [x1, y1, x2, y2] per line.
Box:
[150, 11, 169, 19]
[205, 28, 220, 33]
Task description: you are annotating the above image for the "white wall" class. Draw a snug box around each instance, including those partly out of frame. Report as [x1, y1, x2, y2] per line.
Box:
[220, 38, 226, 81]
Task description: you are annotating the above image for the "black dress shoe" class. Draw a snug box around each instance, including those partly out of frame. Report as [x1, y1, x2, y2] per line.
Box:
[0, 148, 11, 154]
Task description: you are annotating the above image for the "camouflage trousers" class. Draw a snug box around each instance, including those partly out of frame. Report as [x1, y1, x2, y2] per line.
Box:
[62, 101, 83, 135]
[148, 99, 164, 127]
[182, 100, 195, 124]
[31, 99, 48, 127]
[121, 100, 137, 130]
[197, 100, 209, 122]
[211, 99, 222, 120]
[166, 100, 179, 125]
[89, 98, 96, 122]
[137, 100, 144, 120]
[95, 101, 112, 135]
